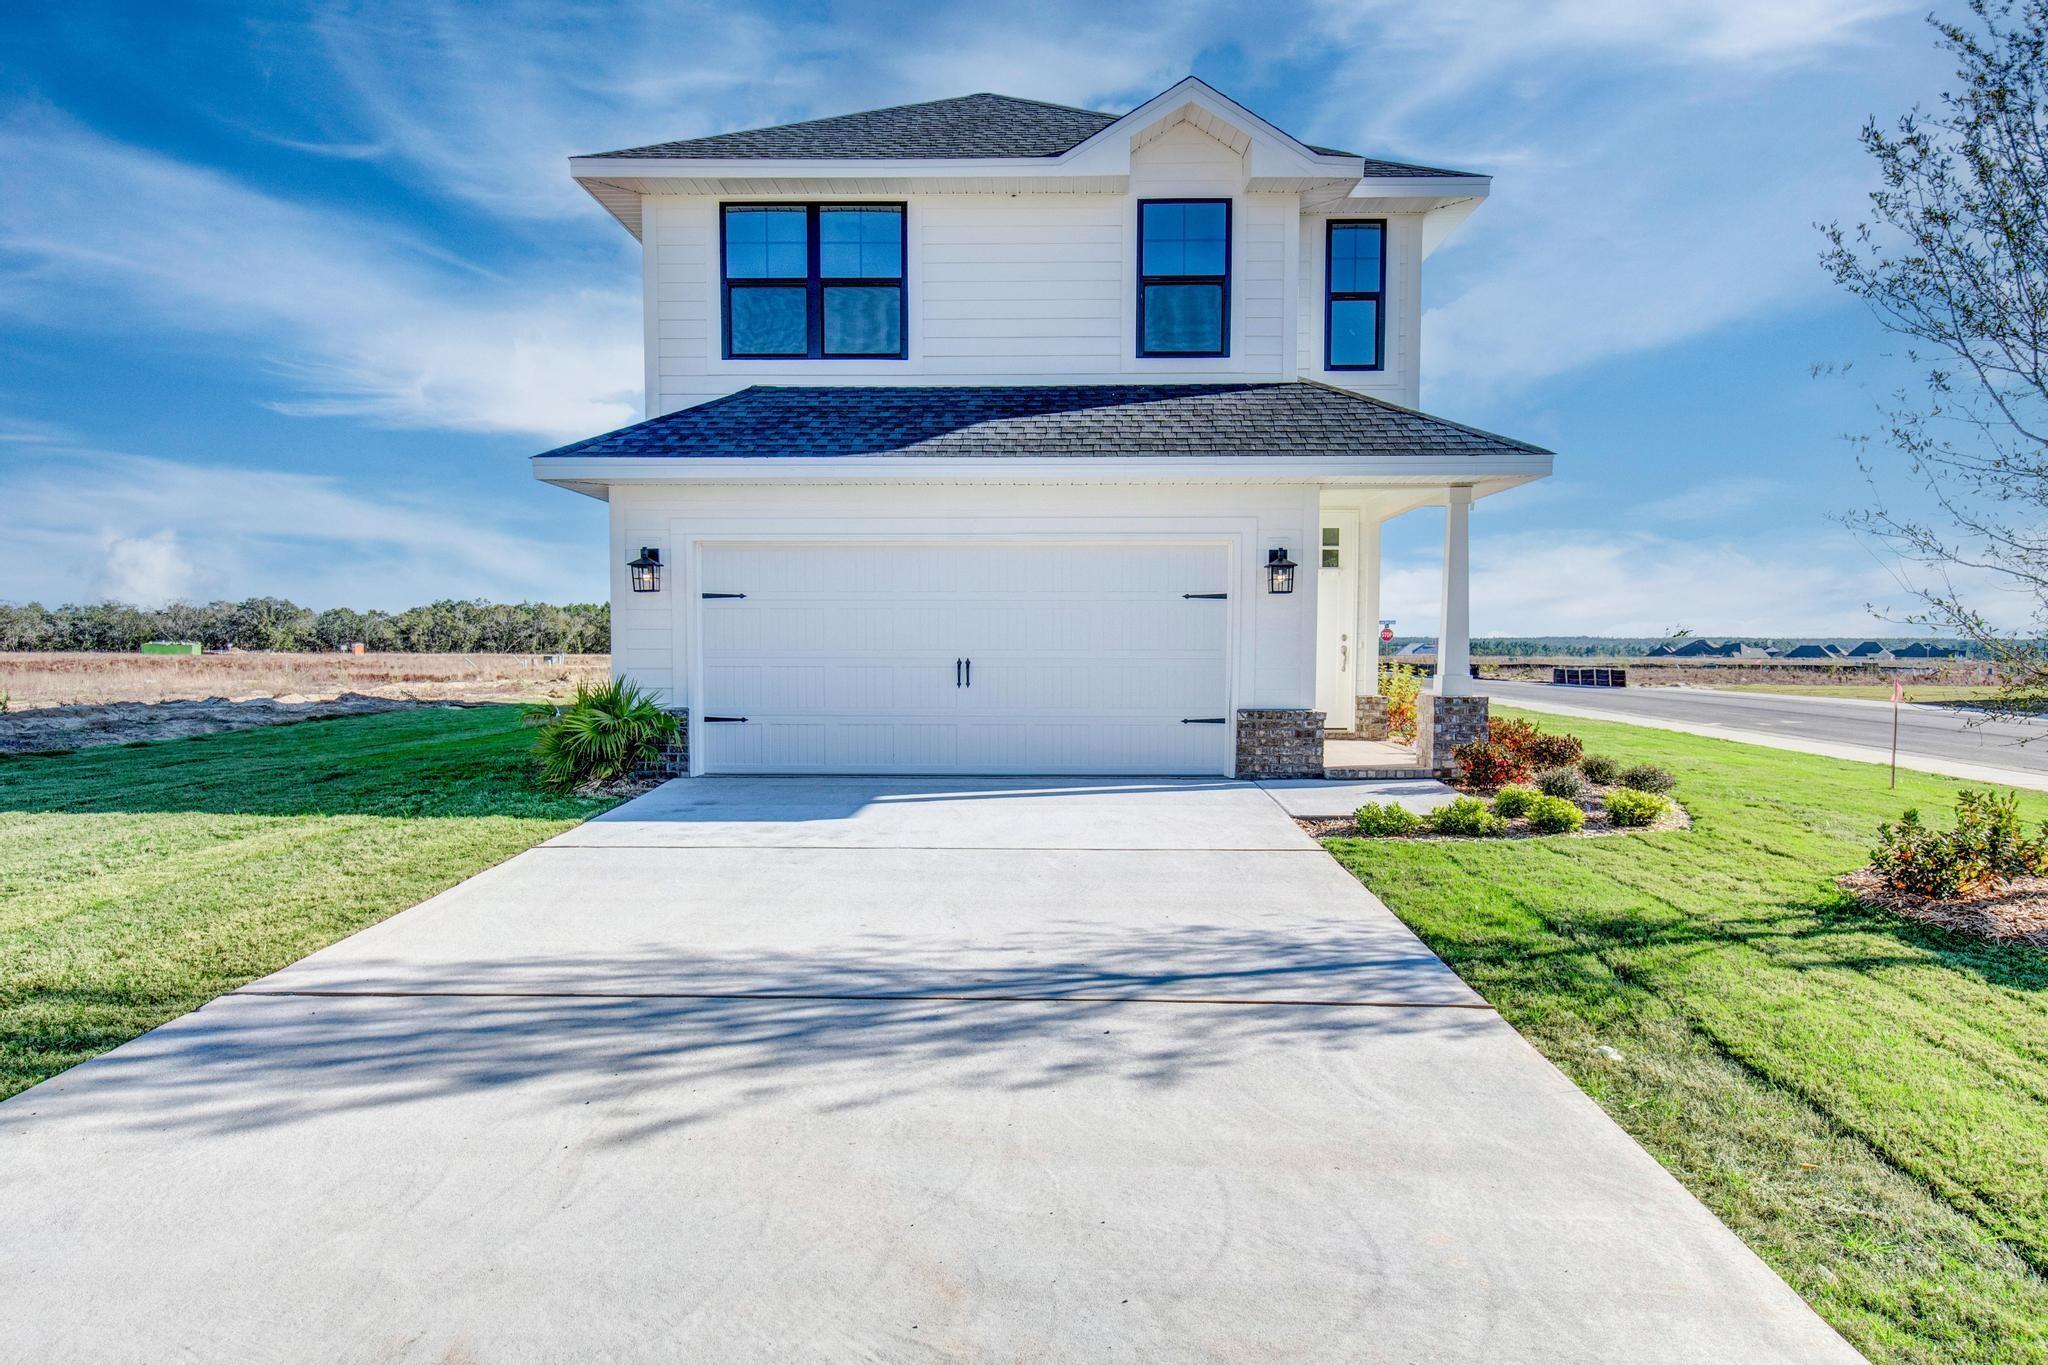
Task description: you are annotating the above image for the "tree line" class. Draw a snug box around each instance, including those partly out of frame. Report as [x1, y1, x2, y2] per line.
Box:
[0, 599, 610, 654]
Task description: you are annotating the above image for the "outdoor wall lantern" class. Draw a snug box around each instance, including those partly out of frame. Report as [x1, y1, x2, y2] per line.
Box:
[1265, 547, 1297, 595]
[628, 547, 662, 593]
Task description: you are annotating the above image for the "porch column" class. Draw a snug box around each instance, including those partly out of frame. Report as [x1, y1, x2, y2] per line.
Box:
[1433, 485, 1473, 696]
[1355, 517, 1383, 686]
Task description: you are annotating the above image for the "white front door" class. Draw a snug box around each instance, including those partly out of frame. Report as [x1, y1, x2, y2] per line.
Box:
[1316, 517, 1357, 727]
[695, 541, 1232, 775]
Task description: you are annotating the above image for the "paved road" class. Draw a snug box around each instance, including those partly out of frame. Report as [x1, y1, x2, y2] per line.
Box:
[1486, 678, 2048, 785]
[0, 777, 1854, 1363]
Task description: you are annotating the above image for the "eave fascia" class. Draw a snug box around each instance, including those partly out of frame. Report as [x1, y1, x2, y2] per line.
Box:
[532, 453, 1552, 487]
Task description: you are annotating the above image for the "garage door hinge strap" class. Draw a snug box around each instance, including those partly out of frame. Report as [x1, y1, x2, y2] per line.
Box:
[703, 715, 748, 723]
[1182, 592, 1228, 600]
[1181, 717, 1227, 724]
[701, 592, 747, 599]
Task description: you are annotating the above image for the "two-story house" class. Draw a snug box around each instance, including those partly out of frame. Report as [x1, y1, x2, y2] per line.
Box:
[533, 77, 1552, 779]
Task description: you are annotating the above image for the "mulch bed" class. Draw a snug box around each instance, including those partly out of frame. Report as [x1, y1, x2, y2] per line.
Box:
[1838, 866, 2048, 946]
[1299, 794, 1690, 842]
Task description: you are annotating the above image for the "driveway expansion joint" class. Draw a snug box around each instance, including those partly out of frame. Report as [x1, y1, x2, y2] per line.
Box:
[229, 987, 1498, 1011]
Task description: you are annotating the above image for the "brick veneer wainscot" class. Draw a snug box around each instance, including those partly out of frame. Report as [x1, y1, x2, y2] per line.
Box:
[635, 707, 691, 780]
[1414, 693, 1488, 775]
[1353, 695, 1391, 741]
[1235, 708, 1325, 778]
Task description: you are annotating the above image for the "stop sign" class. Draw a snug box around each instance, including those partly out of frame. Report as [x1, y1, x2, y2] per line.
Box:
[1380, 626, 1394, 643]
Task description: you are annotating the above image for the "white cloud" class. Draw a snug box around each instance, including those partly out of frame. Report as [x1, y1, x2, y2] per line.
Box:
[0, 438, 601, 608]
[0, 107, 639, 441]
[1639, 477, 1785, 522]
[94, 531, 215, 608]
[1379, 527, 1972, 637]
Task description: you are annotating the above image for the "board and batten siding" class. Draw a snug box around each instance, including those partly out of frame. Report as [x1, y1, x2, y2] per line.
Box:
[639, 122, 1422, 415]
[605, 481, 1319, 717]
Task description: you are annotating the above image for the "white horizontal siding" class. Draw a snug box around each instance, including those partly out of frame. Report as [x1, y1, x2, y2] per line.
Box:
[638, 120, 1430, 413]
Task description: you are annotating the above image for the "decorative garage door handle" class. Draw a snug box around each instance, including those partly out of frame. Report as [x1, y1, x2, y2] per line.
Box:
[1182, 592, 1228, 600]
[701, 592, 746, 599]
[955, 658, 962, 687]
[1181, 717, 1227, 724]
[965, 658, 971, 687]
[702, 715, 748, 723]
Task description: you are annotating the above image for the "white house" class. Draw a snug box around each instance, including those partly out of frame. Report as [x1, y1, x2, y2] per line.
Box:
[533, 78, 1552, 778]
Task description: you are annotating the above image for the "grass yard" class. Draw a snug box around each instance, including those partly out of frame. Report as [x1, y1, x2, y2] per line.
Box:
[0, 705, 614, 1101]
[1327, 709, 2048, 1363]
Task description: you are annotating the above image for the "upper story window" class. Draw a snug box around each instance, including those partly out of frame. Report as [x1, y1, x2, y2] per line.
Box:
[1325, 220, 1385, 370]
[1137, 199, 1230, 357]
[721, 203, 905, 359]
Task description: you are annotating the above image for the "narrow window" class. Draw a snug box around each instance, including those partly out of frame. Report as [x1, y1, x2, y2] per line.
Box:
[1138, 199, 1229, 357]
[722, 203, 905, 359]
[1325, 220, 1385, 370]
[1322, 527, 1341, 569]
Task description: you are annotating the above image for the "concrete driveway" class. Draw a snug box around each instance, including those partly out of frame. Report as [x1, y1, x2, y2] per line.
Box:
[0, 777, 1856, 1363]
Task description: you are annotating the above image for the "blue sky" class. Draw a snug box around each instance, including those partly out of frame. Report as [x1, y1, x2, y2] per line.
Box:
[0, 0, 1992, 636]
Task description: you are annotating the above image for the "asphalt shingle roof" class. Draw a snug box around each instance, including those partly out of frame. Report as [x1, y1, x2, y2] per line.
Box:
[583, 92, 1472, 176]
[535, 383, 1550, 461]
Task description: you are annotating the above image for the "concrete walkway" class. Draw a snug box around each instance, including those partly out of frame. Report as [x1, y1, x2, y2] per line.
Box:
[0, 777, 1858, 1363]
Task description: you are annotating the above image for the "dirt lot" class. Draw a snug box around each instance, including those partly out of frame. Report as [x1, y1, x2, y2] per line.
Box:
[0, 653, 610, 754]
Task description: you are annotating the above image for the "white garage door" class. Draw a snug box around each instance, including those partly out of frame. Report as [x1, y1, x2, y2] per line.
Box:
[695, 541, 1232, 775]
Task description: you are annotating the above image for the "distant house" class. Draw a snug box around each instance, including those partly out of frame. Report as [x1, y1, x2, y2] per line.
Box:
[1667, 639, 1722, 658]
[1645, 643, 1680, 657]
[1720, 644, 1776, 659]
[1779, 644, 1842, 660]
[1846, 641, 1892, 658]
[1394, 642, 1436, 659]
[1892, 642, 1957, 660]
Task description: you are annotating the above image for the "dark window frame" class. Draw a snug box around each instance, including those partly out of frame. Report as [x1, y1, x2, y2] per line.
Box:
[1324, 218, 1386, 372]
[1136, 197, 1231, 359]
[719, 201, 907, 360]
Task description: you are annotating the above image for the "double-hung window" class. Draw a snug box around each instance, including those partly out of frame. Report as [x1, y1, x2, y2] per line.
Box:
[721, 203, 905, 359]
[1137, 199, 1230, 357]
[1325, 220, 1385, 370]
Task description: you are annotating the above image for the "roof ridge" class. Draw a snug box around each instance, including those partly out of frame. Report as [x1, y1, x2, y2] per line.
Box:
[580, 92, 1118, 160]
[1294, 380, 1553, 456]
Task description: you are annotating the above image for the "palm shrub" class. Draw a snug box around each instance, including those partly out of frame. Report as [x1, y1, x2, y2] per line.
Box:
[526, 679, 679, 791]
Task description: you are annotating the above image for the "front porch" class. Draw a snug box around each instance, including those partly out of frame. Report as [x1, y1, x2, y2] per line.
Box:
[1309, 481, 1497, 781]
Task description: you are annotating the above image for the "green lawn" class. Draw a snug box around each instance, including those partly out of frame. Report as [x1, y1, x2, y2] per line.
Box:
[0, 706, 613, 1101]
[1327, 709, 2048, 1363]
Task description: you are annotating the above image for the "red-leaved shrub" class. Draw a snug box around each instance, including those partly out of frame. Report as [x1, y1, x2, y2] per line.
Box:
[1454, 739, 1529, 790]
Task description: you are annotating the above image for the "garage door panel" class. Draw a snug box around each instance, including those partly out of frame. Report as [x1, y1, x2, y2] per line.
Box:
[697, 542, 1230, 775]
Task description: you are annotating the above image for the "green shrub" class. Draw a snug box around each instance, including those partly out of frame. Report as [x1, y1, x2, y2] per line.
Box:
[1527, 795, 1587, 834]
[1426, 796, 1508, 838]
[1534, 766, 1589, 800]
[1454, 740, 1529, 790]
[1352, 801, 1422, 837]
[1379, 663, 1424, 740]
[1491, 785, 1539, 818]
[1619, 763, 1677, 795]
[1871, 789, 2048, 897]
[1579, 753, 1621, 785]
[1526, 733, 1585, 769]
[525, 679, 679, 792]
[1605, 789, 1671, 828]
